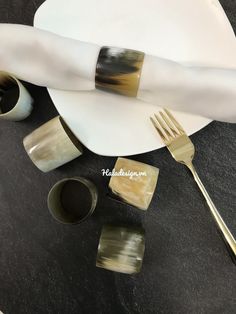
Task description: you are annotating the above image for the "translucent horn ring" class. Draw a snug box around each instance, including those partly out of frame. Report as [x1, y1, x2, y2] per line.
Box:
[95, 47, 145, 97]
[23, 116, 83, 172]
[0, 71, 33, 121]
[96, 225, 145, 274]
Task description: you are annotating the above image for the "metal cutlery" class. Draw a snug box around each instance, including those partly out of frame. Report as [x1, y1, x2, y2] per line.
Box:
[150, 109, 236, 263]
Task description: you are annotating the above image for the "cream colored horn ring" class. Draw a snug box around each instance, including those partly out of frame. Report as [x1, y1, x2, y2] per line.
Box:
[0, 71, 33, 121]
[23, 116, 83, 172]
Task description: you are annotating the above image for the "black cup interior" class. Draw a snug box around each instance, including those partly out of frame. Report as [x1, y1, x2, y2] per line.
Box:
[0, 78, 19, 113]
[48, 179, 95, 224]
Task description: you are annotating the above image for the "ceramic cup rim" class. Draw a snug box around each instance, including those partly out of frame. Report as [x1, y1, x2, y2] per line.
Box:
[47, 176, 98, 225]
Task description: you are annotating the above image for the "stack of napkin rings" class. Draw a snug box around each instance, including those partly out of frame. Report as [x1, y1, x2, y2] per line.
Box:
[0, 46, 159, 274]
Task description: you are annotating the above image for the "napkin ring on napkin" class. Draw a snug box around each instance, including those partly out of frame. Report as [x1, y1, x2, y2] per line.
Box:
[0, 71, 33, 121]
[95, 47, 145, 97]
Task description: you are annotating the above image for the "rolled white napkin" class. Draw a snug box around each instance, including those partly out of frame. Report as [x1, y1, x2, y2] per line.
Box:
[0, 23, 235, 122]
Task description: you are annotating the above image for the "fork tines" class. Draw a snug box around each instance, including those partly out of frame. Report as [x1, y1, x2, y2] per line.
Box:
[150, 109, 185, 144]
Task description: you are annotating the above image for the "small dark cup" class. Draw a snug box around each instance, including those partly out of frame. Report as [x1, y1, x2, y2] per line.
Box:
[47, 177, 98, 224]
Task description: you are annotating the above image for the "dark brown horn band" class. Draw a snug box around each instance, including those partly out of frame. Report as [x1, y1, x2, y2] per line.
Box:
[95, 47, 145, 97]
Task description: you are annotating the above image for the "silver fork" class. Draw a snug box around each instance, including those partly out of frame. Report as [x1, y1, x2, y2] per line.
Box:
[151, 109, 236, 263]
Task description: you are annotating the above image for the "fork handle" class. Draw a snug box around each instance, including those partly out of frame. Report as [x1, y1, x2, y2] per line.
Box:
[187, 163, 236, 264]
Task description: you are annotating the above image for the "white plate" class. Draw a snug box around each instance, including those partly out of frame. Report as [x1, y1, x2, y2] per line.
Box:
[34, 0, 235, 156]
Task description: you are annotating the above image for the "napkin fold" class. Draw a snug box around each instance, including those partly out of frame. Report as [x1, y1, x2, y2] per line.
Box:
[0, 23, 235, 122]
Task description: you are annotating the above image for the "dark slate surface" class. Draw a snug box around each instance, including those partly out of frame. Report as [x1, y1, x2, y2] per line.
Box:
[0, 1, 236, 313]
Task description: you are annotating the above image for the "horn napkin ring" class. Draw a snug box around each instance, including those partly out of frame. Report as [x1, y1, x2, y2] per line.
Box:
[95, 47, 145, 97]
[23, 116, 83, 172]
[0, 71, 33, 121]
[96, 225, 145, 274]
